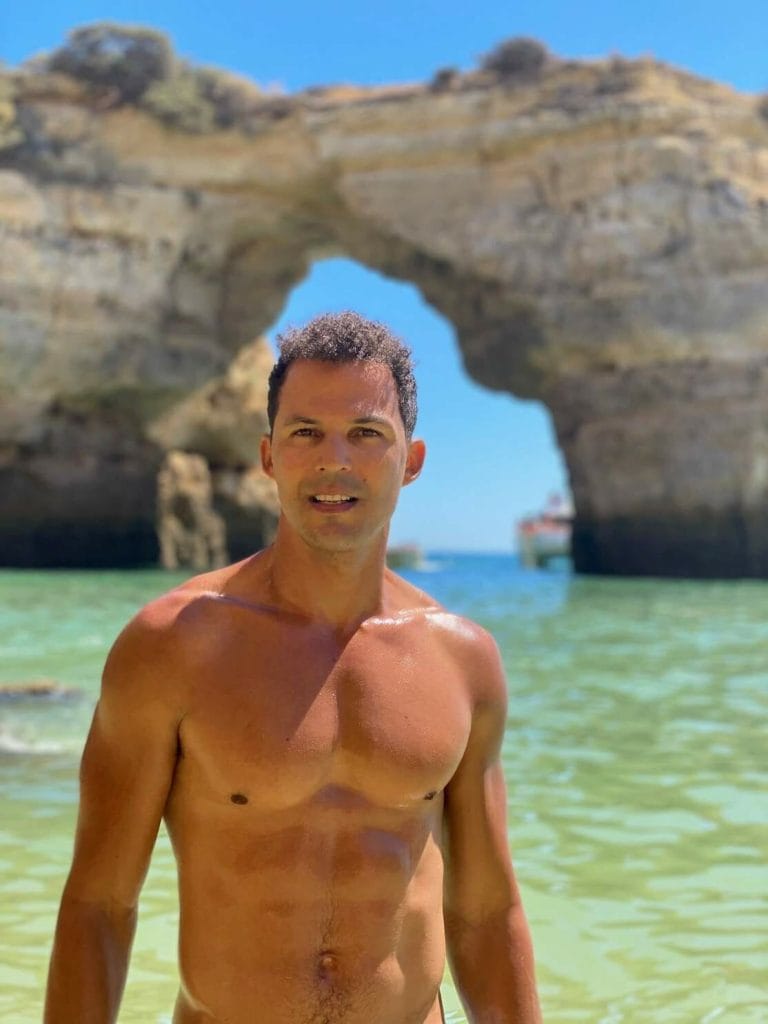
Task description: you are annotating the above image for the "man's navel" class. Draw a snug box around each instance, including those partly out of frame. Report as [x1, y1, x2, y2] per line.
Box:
[317, 949, 338, 979]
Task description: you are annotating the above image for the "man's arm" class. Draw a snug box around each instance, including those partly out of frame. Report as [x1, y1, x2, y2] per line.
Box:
[44, 605, 185, 1024]
[443, 627, 542, 1024]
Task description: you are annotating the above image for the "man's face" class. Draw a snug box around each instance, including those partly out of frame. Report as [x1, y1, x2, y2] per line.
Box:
[261, 360, 425, 554]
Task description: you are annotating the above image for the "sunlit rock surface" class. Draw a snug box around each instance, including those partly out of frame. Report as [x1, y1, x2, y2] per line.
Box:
[1, 36, 767, 574]
[157, 451, 227, 571]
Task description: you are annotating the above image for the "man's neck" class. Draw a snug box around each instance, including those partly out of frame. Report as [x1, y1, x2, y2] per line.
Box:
[264, 526, 389, 635]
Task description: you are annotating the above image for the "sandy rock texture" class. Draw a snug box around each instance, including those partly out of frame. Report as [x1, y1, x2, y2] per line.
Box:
[1, 37, 767, 574]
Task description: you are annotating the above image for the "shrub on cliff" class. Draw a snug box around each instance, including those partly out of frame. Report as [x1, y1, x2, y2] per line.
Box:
[480, 36, 550, 78]
[758, 94, 768, 122]
[141, 71, 216, 132]
[41, 23, 279, 133]
[47, 23, 174, 104]
[193, 66, 265, 128]
[142, 64, 266, 132]
[429, 66, 461, 92]
[596, 55, 636, 95]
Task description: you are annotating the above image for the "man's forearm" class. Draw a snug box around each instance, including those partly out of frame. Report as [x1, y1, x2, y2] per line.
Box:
[445, 902, 542, 1024]
[44, 893, 137, 1024]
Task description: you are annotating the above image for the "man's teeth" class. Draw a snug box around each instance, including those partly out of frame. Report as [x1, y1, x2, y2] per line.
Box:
[313, 494, 354, 502]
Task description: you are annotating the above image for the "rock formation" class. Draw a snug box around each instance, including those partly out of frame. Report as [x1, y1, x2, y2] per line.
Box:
[157, 451, 226, 570]
[1, 27, 767, 575]
[0, 680, 82, 701]
[151, 338, 279, 565]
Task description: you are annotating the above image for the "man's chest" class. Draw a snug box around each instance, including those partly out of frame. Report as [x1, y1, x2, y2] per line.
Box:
[175, 622, 473, 810]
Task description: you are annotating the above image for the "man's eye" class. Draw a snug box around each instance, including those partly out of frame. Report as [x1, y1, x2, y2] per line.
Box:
[292, 428, 317, 437]
[356, 428, 382, 437]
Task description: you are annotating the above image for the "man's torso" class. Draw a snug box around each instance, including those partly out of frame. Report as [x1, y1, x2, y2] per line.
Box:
[156, 562, 477, 1023]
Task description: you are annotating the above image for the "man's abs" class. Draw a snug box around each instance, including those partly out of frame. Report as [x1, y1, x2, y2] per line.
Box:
[171, 890, 447, 1024]
[172, 961, 446, 1024]
[166, 800, 448, 1024]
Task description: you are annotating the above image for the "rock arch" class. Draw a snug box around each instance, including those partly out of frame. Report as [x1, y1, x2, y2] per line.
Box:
[1, 49, 767, 574]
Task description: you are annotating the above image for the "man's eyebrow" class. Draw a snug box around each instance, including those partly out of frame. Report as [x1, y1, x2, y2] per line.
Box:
[352, 416, 391, 426]
[282, 415, 393, 427]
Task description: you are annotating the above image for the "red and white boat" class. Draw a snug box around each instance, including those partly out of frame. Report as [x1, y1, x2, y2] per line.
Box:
[516, 493, 573, 568]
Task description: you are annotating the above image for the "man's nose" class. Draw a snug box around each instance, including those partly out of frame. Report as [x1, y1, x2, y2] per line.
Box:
[316, 434, 351, 472]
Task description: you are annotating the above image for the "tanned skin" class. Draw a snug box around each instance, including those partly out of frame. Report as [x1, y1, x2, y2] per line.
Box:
[44, 359, 542, 1024]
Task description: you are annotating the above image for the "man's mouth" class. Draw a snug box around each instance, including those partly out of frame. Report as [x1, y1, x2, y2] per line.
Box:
[310, 494, 358, 505]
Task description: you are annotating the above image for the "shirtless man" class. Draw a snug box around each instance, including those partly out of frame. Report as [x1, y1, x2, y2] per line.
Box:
[44, 312, 542, 1024]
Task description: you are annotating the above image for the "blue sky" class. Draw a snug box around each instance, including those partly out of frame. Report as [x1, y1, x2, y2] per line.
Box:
[2, 2, 765, 550]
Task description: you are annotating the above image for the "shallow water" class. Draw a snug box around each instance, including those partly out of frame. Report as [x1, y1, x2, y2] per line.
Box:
[1, 556, 766, 1022]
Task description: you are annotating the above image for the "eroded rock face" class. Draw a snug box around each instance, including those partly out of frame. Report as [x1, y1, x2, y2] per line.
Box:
[157, 450, 227, 570]
[547, 361, 768, 576]
[1, 43, 767, 574]
[151, 337, 280, 564]
[0, 403, 162, 567]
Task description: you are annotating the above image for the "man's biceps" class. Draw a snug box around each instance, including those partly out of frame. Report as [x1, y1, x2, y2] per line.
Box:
[73, 757, 172, 880]
[77, 722, 179, 827]
[463, 690, 507, 759]
[83, 698, 179, 760]
[450, 737, 506, 792]
[446, 759, 509, 837]
[66, 818, 161, 907]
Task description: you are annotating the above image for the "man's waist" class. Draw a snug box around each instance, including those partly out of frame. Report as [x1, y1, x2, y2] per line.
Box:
[175, 934, 447, 1024]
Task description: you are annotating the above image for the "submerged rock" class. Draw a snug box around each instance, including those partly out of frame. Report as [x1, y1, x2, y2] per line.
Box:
[0, 680, 82, 701]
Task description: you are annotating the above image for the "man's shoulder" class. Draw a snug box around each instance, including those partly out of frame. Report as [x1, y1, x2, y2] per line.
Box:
[419, 607, 505, 707]
[384, 574, 503, 683]
[121, 579, 214, 644]
[428, 610, 502, 674]
[110, 556, 257, 667]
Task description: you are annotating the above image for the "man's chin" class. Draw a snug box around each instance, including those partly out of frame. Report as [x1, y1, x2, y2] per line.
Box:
[306, 536, 371, 556]
[298, 524, 385, 557]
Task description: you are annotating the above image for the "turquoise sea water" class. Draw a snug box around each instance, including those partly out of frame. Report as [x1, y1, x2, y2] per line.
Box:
[0, 554, 766, 1023]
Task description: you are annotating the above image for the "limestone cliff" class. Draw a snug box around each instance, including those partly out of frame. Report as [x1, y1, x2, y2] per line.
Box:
[151, 339, 279, 567]
[1, 29, 767, 574]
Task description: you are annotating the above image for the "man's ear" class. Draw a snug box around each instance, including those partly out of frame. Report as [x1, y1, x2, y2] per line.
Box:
[403, 439, 426, 486]
[260, 434, 274, 477]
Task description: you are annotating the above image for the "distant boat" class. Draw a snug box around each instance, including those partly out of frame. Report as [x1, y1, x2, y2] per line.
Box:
[386, 543, 424, 570]
[517, 494, 573, 568]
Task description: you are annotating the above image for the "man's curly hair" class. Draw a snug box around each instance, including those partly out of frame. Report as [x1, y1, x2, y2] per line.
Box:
[267, 311, 418, 438]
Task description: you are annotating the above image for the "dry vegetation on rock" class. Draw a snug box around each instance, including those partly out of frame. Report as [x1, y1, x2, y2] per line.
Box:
[479, 36, 552, 78]
[39, 22, 269, 133]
